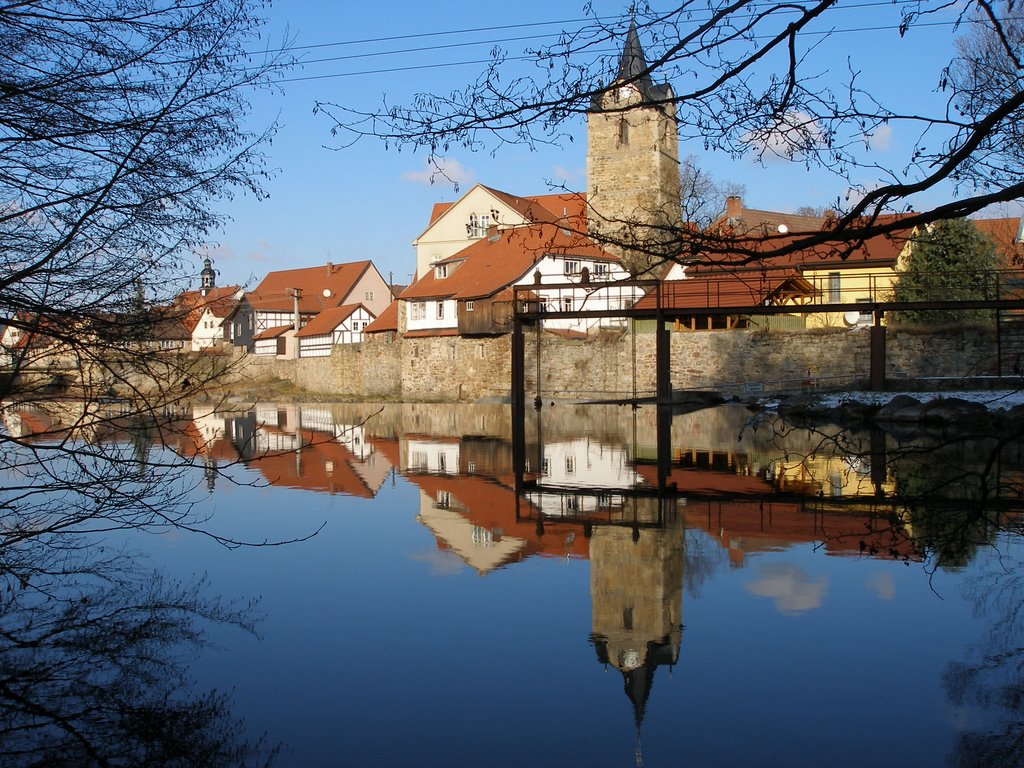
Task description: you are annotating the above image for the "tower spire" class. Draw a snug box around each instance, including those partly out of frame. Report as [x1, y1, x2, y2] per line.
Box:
[617, 20, 654, 92]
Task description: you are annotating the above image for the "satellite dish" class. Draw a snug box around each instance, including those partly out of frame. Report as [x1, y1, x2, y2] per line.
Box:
[322, 288, 332, 298]
[777, 224, 789, 233]
[843, 310, 861, 326]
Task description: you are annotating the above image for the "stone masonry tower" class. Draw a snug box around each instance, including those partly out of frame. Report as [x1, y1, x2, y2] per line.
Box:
[586, 22, 681, 275]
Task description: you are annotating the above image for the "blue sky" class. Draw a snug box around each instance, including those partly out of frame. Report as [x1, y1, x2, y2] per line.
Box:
[204, 1, 1011, 289]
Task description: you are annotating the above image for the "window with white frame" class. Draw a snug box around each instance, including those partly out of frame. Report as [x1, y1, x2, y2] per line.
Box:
[435, 264, 448, 279]
[564, 259, 580, 275]
[410, 302, 426, 321]
[466, 300, 475, 311]
[593, 262, 609, 277]
[468, 213, 490, 238]
[562, 296, 573, 312]
[436, 301, 445, 320]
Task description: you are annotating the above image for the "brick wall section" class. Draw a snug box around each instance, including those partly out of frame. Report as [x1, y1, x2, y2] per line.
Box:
[227, 326, 1002, 402]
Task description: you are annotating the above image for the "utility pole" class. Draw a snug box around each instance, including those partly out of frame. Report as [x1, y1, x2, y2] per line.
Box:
[291, 287, 302, 359]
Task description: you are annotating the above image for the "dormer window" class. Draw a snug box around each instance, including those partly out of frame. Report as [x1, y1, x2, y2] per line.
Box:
[435, 263, 448, 279]
[467, 213, 490, 238]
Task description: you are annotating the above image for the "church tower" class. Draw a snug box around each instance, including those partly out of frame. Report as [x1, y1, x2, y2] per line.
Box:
[586, 22, 681, 275]
[199, 256, 216, 296]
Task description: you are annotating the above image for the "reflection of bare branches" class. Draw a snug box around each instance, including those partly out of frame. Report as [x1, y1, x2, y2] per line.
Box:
[745, 400, 1024, 570]
[0, 542, 277, 767]
[943, 539, 1024, 768]
[682, 528, 724, 598]
[0, 408, 326, 578]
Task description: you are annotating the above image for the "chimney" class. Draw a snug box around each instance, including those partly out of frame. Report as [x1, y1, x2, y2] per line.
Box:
[326, 261, 334, 275]
[725, 195, 743, 220]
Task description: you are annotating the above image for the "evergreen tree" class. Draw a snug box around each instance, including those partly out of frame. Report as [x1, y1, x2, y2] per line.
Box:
[892, 218, 999, 324]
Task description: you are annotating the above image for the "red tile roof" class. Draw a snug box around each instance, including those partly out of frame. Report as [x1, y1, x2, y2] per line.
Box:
[364, 300, 398, 334]
[253, 324, 292, 341]
[248, 261, 374, 314]
[402, 223, 617, 302]
[972, 216, 1024, 271]
[687, 218, 915, 275]
[424, 186, 587, 230]
[294, 304, 367, 338]
[634, 268, 814, 310]
[175, 285, 241, 323]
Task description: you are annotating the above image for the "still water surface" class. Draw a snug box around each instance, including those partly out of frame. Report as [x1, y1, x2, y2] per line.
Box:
[23, 401, 1024, 766]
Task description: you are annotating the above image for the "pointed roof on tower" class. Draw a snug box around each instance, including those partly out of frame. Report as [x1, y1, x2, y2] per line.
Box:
[617, 21, 655, 90]
[591, 20, 674, 110]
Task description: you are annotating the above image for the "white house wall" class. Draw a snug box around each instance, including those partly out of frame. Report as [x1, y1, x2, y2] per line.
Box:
[513, 255, 643, 333]
[191, 309, 226, 351]
[298, 307, 375, 357]
[405, 299, 458, 334]
[255, 310, 299, 335]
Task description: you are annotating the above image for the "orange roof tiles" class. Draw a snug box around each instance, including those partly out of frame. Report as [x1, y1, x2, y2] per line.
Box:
[364, 300, 398, 334]
[423, 185, 587, 230]
[294, 304, 366, 338]
[248, 261, 374, 314]
[402, 223, 616, 302]
[253, 324, 292, 341]
[634, 268, 814, 310]
[972, 216, 1024, 271]
[174, 286, 241, 331]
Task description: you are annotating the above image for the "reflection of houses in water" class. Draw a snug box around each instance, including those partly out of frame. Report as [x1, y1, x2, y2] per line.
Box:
[380, 434, 590, 573]
[405, 436, 460, 475]
[219, 404, 392, 498]
[523, 439, 651, 523]
[633, 455, 919, 564]
[666, 444, 894, 499]
[589, 513, 685, 741]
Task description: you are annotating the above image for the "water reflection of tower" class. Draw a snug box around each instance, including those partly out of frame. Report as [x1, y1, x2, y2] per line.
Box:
[589, 507, 684, 758]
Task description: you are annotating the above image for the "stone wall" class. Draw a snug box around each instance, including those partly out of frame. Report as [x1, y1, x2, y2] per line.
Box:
[226, 325, 1003, 402]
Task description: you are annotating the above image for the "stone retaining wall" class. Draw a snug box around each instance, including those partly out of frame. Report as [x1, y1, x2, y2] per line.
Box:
[225, 325, 1003, 402]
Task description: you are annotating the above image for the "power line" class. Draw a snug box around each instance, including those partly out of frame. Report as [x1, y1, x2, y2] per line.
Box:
[266, 0, 927, 58]
[279, 17, 970, 85]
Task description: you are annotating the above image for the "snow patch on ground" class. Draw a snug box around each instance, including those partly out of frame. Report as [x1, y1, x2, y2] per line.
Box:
[765, 388, 1024, 411]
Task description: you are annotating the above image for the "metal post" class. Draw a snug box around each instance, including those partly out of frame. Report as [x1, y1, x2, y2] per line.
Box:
[869, 311, 886, 391]
[511, 314, 525, 494]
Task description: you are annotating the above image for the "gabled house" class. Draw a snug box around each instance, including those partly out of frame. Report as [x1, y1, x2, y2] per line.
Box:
[658, 197, 918, 330]
[412, 184, 587, 280]
[172, 285, 242, 351]
[400, 222, 639, 338]
[230, 260, 391, 355]
[634, 265, 816, 330]
[294, 303, 376, 358]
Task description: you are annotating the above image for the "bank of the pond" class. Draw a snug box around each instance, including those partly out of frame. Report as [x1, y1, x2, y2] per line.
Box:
[218, 324, 1016, 404]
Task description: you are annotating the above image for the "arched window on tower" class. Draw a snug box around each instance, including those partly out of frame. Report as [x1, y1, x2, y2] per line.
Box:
[618, 117, 629, 146]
